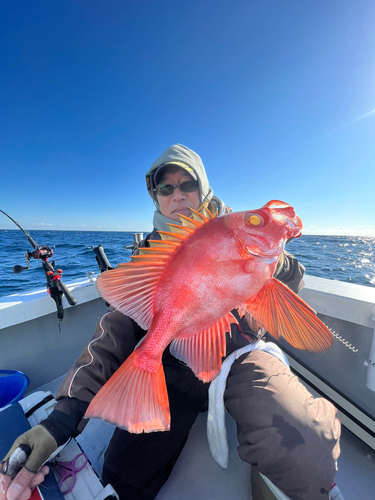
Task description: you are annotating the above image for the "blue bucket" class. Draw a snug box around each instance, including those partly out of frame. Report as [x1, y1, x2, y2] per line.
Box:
[0, 370, 30, 409]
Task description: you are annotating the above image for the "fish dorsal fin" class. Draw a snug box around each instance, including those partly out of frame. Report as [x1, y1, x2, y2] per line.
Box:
[147, 239, 180, 249]
[193, 206, 214, 221]
[166, 224, 195, 236]
[178, 214, 202, 229]
[242, 278, 334, 352]
[96, 209, 214, 330]
[169, 311, 236, 382]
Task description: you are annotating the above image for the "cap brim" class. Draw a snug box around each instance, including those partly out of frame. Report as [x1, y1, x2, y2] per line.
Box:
[154, 162, 197, 185]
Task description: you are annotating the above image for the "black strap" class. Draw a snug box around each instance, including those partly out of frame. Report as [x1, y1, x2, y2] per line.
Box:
[25, 394, 55, 418]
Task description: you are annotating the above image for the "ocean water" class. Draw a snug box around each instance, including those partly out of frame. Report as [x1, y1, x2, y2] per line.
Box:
[0, 230, 374, 298]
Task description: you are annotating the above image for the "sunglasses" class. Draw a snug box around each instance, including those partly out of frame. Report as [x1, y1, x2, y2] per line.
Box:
[154, 180, 199, 197]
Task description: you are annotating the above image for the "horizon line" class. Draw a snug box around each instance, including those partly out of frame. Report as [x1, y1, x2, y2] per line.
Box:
[1, 228, 374, 238]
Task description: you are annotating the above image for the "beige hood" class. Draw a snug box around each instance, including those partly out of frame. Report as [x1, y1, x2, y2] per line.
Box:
[145, 144, 213, 208]
[145, 144, 228, 232]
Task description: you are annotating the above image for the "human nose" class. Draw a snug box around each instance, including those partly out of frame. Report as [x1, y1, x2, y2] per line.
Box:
[172, 185, 186, 200]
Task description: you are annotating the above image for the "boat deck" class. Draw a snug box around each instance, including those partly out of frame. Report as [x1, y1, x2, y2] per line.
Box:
[3, 275, 375, 498]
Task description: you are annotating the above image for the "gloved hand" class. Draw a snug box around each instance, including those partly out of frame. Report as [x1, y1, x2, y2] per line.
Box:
[0, 397, 87, 500]
[0, 426, 57, 500]
[1, 425, 57, 477]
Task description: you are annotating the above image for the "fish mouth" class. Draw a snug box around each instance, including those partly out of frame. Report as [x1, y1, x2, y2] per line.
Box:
[243, 236, 284, 264]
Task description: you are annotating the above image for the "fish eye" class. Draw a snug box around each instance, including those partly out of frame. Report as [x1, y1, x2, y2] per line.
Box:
[249, 215, 261, 225]
[245, 213, 266, 228]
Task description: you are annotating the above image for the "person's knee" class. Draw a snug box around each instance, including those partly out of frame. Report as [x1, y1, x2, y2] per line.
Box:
[225, 350, 299, 428]
[234, 396, 340, 500]
[224, 350, 341, 499]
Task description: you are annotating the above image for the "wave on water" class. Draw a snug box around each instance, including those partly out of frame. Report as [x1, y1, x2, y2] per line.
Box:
[0, 230, 374, 298]
[288, 235, 375, 287]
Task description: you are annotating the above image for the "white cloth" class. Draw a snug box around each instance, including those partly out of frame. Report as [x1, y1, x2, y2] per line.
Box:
[207, 340, 289, 468]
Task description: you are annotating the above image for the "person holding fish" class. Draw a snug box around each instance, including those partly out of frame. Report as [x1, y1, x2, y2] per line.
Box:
[1, 144, 341, 500]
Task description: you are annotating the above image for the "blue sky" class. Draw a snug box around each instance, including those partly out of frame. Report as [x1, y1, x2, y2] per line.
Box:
[1, 0, 374, 236]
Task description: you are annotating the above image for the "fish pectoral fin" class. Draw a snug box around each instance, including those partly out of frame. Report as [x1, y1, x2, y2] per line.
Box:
[85, 351, 170, 433]
[170, 312, 236, 382]
[96, 263, 163, 330]
[243, 278, 333, 353]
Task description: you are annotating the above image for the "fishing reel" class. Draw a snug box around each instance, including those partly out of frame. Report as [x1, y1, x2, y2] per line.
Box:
[1, 210, 77, 326]
[13, 246, 54, 274]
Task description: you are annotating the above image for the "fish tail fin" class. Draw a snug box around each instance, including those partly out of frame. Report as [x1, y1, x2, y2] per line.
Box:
[86, 351, 170, 433]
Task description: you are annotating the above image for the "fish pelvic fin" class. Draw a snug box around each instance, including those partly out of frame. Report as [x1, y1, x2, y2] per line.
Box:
[97, 209, 215, 329]
[170, 312, 236, 382]
[243, 278, 334, 353]
[86, 352, 170, 433]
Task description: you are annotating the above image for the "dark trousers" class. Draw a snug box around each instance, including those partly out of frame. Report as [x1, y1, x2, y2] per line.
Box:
[102, 388, 204, 500]
[102, 351, 341, 500]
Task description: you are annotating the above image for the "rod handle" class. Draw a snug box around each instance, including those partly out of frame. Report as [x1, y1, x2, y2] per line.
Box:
[57, 280, 78, 306]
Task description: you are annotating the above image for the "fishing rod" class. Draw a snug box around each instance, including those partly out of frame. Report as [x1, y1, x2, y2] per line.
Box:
[0, 210, 77, 327]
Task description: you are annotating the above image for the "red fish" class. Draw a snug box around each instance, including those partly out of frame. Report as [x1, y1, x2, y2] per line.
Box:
[86, 201, 333, 432]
